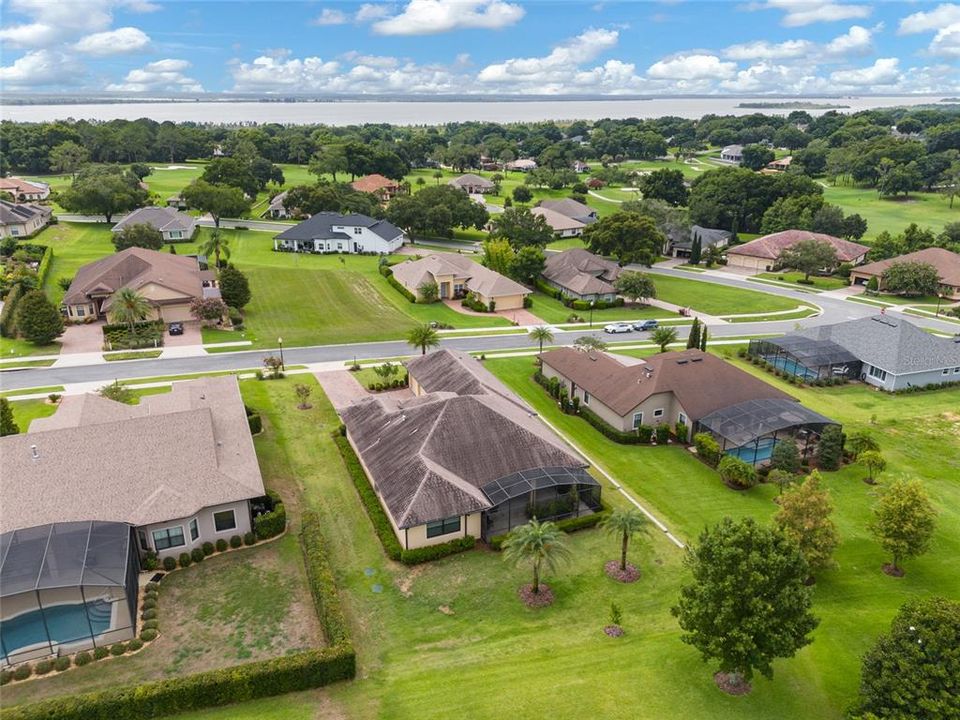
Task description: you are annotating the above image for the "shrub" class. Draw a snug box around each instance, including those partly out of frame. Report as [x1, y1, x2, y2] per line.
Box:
[127, 638, 144, 652]
[693, 432, 721, 467]
[655, 423, 671, 444]
[387, 274, 416, 302]
[674, 422, 689, 444]
[230, 534, 242, 549]
[142, 609, 157, 621]
[818, 425, 844, 471]
[142, 598, 157, 611]
[142, 619, 159, 630]
[162, 556, 176, 571]
[718, 455, 757, 489]
[0, 670, 12, 685]
[190, 548, 205, 563]
[34, 660, 54, 675]
[54, 657, 71, 672]
[178, 552, 192, 568]
[13, 664, 32, 681]
[400, 536, 476, 565]
[215, 538, 228, 552]
[0, 283, 24, 338]
[92, 647, 109, 661]
[300, 511, 351, 646]
[110, 643, 127, 656]
[243, 532, 256, 546]
[73, 652, 92, 667]
[254, 490, 286, 540]
[140, 628, 159, 642]
[141, 551, 158, 571]
[246, 406, 262, 435]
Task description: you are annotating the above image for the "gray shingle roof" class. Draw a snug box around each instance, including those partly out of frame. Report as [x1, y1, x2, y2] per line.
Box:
[391, 254, 530, 300]
[448, 174, 494, 190]
[406, 348, 520, 404]
[673, 225, 732, 251]
[538, 198, 596, 223]
[112, 206, 196, 234]
[0, 200, 51, 225]
[542, 248, 621, 296]
[275, 212, 404, 243]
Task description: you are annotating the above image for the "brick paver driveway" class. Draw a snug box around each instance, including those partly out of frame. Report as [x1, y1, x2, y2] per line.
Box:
[60, 322, 105, 354]
[315, 369, 413, 412]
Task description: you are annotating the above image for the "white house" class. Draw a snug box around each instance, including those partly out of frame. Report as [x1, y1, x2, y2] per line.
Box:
[720, 145, 744, 164]
[274, 212, 406, 254]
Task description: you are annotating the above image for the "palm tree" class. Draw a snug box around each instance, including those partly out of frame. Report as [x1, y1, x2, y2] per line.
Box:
[529, 325, 554, 361]
[432, 169, 443, 185]
[202, 229, 231, 269]
[651, 326, 678, 352]
[108, 287, 151, 333]
[602, 508, 650, 572]
[502, 518, 571, 595]
[407, 324, 440, 355]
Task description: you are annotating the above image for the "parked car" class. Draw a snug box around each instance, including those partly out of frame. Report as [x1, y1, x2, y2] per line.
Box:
[603, 322, 632, 334]
[168, 322, 184, 336]
[634, 319, 659, 331]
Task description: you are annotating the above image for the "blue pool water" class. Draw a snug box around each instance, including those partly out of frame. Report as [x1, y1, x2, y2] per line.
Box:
[727, 437, 777, 465]
[1, 599, 112, 659]
[763, 355, 818, 381]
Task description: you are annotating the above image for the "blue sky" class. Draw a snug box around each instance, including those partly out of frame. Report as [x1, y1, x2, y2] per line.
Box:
[1, 1, 958, 95]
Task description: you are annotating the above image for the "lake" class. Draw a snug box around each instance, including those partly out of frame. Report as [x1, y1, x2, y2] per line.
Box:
[1, 96, 947, 125]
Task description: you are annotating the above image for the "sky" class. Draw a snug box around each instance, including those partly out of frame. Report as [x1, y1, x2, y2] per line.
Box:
[0, 0, 958, 96]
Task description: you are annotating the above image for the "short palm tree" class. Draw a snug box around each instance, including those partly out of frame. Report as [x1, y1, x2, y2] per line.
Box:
[407, 324, 440, 355]
[202, 229, 231, 269]
[502, 518, 571, 595]
[108, 287, 151, 333]
[602, 507, 650, 572]
[651, 326, 678, 352]
[529, 325, 554, 360]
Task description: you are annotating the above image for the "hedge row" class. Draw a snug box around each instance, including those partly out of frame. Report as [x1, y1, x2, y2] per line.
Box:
[401, 536, 475, 565]
[35, 245, 53, 289]
[380, 265, 417, 303]
[534, 277, 561, 299]
[253, 490, 286, 540]
[0, 283, 24, 338]
[300, 511, 351, 647]
[332, 431, 404, 561]
[245, 406, 262, 435]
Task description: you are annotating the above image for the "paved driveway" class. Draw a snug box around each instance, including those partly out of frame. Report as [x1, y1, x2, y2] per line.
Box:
[315, 369, 413, 412]
[164, 321, 203, 347]
[60, 322, 104, 354]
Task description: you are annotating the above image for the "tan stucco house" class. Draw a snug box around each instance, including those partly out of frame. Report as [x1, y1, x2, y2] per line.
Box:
[531, 206, 586, 237]
[849, 247, 960, 300]
[725, 230, 869, 273]
[541, 248, 622, 302]
[0, 200, 52, 238]
[448, 174, 495, 194]
[112, 206, 198, 242]
[391, 253, 531, 310]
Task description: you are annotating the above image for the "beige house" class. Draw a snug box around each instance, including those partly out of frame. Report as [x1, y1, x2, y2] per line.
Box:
[351, 174, 401, 201]
[63, 247, 218, 322]
[340, 349, 602, 550]
[391, 253, 530, 310]
[0, 200, 52, 238]
[849, 247, 960, 300]
[726, 230, 869, 272]
[541, 248, 622, 302]
[448, 174, 495, 194]
[531, 206, 586, 237]
[0, 177, 49, 201]
[112, 206, 197, 242]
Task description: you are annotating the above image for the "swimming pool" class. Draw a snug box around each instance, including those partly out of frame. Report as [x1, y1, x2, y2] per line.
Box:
[1, 599, 112, 660]
[727, 437, 777, 465]
[762, 355, 818, 381]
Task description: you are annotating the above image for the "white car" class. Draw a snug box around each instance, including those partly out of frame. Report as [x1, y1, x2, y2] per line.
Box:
[603, 322, 633, 334]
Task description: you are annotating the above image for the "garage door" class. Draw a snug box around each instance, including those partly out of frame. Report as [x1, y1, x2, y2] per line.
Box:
[159, 304, 193, 322]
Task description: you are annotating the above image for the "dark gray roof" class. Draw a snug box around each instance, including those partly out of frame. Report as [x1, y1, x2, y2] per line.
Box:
[406, 348, 520, 404]
[674, 225, 732, 251]
[699, 398, 837, 448]
[0, 200, 50, 225]
[794, 315, 960, 375]
[275, 212, 403, 243]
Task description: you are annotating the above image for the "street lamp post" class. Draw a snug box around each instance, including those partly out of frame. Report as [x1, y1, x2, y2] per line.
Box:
[935, 290, 943, 317]
[589, 300, 595, 328]
[278, 336, 285, 371]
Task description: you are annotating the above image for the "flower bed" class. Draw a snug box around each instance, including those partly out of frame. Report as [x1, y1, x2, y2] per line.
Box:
[604, 560, 640, 583]
[518, 583, 555, 608]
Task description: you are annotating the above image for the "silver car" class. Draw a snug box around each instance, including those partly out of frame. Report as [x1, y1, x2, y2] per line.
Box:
[603, 322, 633, 334]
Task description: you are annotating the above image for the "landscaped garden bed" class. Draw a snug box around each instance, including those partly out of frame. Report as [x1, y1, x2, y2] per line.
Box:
[102, 320, 164, 351]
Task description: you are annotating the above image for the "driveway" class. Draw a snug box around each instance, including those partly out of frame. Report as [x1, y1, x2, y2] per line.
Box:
[442, 299, 543, 326]
[164, 321, 203, 347]
[60, 322, 104, 354]
[315, 369, 413, 412]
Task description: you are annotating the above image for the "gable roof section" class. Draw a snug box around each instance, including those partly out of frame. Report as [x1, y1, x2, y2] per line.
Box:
[852, 247, 960, 288]
[539, 198, 594, 221]
[63, 247, 203, 306]
[275, 212, 404, 243]
[112, 206, 196, 234]
[542, 248, 621, 296]
[406, 348, 520, 404]
[0, 200, 50, 225]
[727, 230, 869, 262]
[350, 174, 399, 193]
[673, 225, 732, 251]
[448, 174, 494, 189]
[0, 376, 265, 533]
[391, 254, 530, 299]
[0, 178, 45, 195]
[531, 206, 586, 232]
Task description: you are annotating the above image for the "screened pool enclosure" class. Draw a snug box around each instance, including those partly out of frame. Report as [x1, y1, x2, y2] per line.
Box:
[748, 336, 860, 382]
[0, 521, 138, 666]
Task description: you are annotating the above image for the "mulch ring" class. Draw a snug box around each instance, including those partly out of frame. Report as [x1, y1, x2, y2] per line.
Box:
[714, 672, 752, 696]
[882, 563, 905, 577]
[605, 560, 640, 583]
[604, 624, 624, 637]
[518, 583, 555, 608]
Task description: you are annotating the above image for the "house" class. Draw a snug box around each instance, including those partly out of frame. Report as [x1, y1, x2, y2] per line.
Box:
[262, 191, 290, 219]
[350, 174, 401, 201]
[448, 174, 495, 194]
[63, 247, 218, 322]
[505, 158, 538, 172]
[0, 200, 52, 238]
[541, 347, 839, 465]
[849, 247, 960, 300]
[0, 376, 267, 664]
[766, 156, 793, 172]
[670, 225, 732, 259]
[538, 198, 597, 225]
[531, 206, 586, 237]
[751, 315, 960, 391]
[340, 349, 602, 549]
[0, 177, 50, 202]
[542, 248, 622, 302]
[111, 206, 198, 242]
[573, 160, 590, 173]
[392, 253, 531, 310]
[166, 194, 187, 210]
[274, 212, 406, 254]
[725, 230, 869, 272]
[720, 145, 743, 164]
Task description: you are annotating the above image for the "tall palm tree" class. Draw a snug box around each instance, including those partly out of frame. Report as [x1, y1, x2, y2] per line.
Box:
[502, 518, 571, 595]
[529, 325, 554, 361]
[407, 324, 440, 355]
[651, 326, 678, 353]
[108, 287, 152, 333]
[202, 229, 231, 269]
[602, 508, 650, 572]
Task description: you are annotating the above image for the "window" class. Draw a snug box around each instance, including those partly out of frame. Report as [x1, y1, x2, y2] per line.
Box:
[152, 526, 185, 551]
[942, 368, 950, 376]
[953, 367, 960, 374]
[653, 408, 664, 418]
[426, 516, 461, 538]
[76, 306, 85, 317]
[213, 510, 237, 533]
[867, 365, 887, 382]
[678, 413, 687, 425]
[337, 242, 343, 251]
[632, 412, 643, 429]
[353, 226, 362, 235]
[583, 390, 590, 405]
[138, 530, 149, 550]
[189, 518, 199, 541]
[168, 230, 182, 239]
[10, 228, 20, 236]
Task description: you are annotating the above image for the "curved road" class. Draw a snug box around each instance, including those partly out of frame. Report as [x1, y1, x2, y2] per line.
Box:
[2, 267, 956, 392]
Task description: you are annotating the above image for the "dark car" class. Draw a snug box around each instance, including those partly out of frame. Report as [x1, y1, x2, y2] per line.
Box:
[634, 319, 659, 331]
[168, 322, 184, 336]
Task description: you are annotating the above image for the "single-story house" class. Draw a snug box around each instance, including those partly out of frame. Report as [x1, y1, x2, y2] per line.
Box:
[669, 224, 732, 258]
[541, 347, 839, 465]
[542, 248, 622, 302]
[0, 376, 267, 665]
[350, 174, 401, 201]
[63, 246, 218, 322]
[751, 315, 960, 391]
[262, 191, 290, 219]
[531, 206, 586, 237]
[274, 212, 406, 254]
[392, 253, 531, 310]
[112, 206, 198, 242]
[766, 156, 793, 172]
[849, 247, 960, 300]
[505, 159, 538, 172]
[340, 349, 602, 549]
[573, 160, 590, 173]
[0, 200, 52, 238]
[0, 177, 49, 202]
[538, 198, 597, 225]
[720, 145, 743, 164]
[726, 230, 869, 272]
[448, 174, 495, 194]
[166, 194, 188, 210]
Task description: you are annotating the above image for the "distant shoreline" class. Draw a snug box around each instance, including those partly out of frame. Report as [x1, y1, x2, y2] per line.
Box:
[737, 102, 850, 110]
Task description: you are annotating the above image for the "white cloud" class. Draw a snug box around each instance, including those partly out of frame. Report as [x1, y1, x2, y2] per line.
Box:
[74, 26, 150, 56]
[830, 57, 900, 86]
[823, 24, 874, 55]
[106, 58, 204, 92]
[477, 28, 620, 85]
[930, 23, 960, 57]
[341, 52, 400, 69]
[355, 3, 393, 22]
[748, 1, 871, 28]
[311, 8, 348, 26]
[722, 24, 873, 62]
[897, 4, 960, 34]
[0, 49, 84, 89]
[647, 53, 737, 80]
[373, 0, 524, 36]
[231, 55, 342, 91]
[723, 39, 813, 60]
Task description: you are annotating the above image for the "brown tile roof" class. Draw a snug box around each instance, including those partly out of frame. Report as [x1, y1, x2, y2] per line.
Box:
[726, 230, 869, 262]
[350, 174, 400, 193]
[391, 253, 530, 299]
[540, 347, 792, 419]
[0, 377, 265, 533]
[0, 177, 45, 195]
[542, 248, 621, 296]
[852, 247, 960, 288]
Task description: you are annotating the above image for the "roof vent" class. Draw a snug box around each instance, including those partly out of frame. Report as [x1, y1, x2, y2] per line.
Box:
[30, 444, 39, 460]
[691, 357, 703, 363]
[676, 359, 688, 365]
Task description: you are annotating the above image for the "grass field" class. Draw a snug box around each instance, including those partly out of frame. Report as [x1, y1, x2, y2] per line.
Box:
[822, 184, 958, 239]
[7, 397, 57, 428]
[653, 274, 797, 315]
[756, 272, 848, 291]
[0, 336, 61, 359]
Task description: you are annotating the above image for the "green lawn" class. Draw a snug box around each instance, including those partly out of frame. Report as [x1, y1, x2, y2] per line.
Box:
[530, 292, 662, 325]
[822, 184, 958, 239]
[756, 272, 848, 291]
[7, 398, 58, 429]
[653, 274, 798, 315]
[0, 336, 62, 359]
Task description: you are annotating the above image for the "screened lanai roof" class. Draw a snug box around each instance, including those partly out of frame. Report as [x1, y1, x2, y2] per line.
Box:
[481, 466, 599, 507]
[699, 398, 838, 448]
[0, 521, 132, 598]
[760, 335, 859, 367]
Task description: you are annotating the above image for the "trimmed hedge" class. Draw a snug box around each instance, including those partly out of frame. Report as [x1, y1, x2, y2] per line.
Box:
[0, 283, 25, 338]
[332, 432, 403, 561]
[300, 511, 351, 646]
[254, 490, 286, 540]
[35, 246, 53, 289]
[386, 272, 416, 303]
[534, 277, 562, 299]
[400, 536, 475, 565]
[579, 405, 650, 445]
[245, 405, 262, 435]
